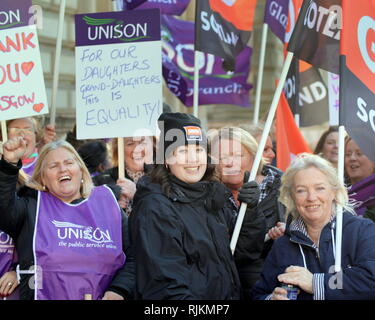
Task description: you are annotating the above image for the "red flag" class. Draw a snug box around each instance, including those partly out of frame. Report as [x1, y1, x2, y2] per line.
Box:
[339, 0, 375, 162]
[284, 0, 303, 45]
[276, 92, 312, 171]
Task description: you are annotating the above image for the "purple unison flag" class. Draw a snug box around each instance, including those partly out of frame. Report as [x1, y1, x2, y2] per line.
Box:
[264, 0, 290, 42]
[0, 0, 33, 30]
[162, 52, 188, 104]
[122, 0, 148, 10]
[134, 0, 191, 16]
[348, 174, 375, 216]
[162, 15, 252, 107]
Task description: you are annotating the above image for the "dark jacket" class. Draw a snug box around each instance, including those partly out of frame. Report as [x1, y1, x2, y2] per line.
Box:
[252, 212, 375, 300]
[235, 165, 285, 294]
[0, 158, 135, 300]
[364, 207, 375, 223]
[130, 175, 266, 300]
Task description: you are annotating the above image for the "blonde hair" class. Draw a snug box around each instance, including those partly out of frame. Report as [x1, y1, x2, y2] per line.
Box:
[27, 140, 93, 198]
[279, 153, 353, 221]
[240, 122, 265, 139]
[209, 127, 265, 175]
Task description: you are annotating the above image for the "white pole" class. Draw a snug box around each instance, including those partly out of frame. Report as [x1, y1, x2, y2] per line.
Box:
[1, 121, 7, 142]
[253, 23, 268, 125]
[118, 137, 125, 179]
[334, 125, 345, 272]
[112, 0, 126, 179]
[294, 113, 300, 127]
[50, 0, 66, 126]
[193, 51, 200, 118]
[112, 0, 118, 11]
[230, 51, 294, 254]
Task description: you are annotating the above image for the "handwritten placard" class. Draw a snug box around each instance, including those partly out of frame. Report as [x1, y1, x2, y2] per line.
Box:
[328, 72, 339, 126]
[75, 9, 162, 139]
[0, 1, 48, 121]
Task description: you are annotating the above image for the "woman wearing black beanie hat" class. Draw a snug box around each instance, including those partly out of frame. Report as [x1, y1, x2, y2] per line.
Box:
[130, 113, 265, 300]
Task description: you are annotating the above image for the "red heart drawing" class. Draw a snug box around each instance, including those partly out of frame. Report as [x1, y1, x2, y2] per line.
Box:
[33, 103, 44, 113]
[21, 62, 35, 76]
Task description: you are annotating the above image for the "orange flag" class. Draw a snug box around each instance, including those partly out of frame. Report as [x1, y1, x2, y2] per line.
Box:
[276, 92, 312, 171]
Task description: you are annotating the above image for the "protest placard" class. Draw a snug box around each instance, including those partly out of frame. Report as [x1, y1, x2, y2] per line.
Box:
[0, 0, 48, 121]
[75, 9, 162, 139]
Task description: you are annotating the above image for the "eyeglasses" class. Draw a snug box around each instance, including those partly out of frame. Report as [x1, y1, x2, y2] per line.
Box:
[8, 128, 35, 136]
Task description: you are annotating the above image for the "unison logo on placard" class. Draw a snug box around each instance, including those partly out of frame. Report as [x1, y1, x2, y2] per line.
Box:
[83, 15, 149, 42]
[52, 220, 113, 244]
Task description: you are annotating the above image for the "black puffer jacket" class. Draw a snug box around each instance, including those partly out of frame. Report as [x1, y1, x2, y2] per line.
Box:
[130, 175, 266, 300]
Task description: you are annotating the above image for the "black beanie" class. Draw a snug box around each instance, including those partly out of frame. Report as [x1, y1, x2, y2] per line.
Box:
[157, 112, 207, 160]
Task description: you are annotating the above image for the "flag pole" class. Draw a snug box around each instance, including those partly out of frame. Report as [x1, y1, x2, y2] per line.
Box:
[335, 124, 345, 272]
[1, 121, 7, 142]
[193, 51, 200, 118]
[230, 51, 294, 254]
[50, 0, 66, 126]
[112, 0, 125, 179]
[294, 113, 300, 127]
[253, 23, 268, 124]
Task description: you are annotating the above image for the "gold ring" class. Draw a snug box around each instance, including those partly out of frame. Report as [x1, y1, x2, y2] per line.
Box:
[7, 282, 13, 287]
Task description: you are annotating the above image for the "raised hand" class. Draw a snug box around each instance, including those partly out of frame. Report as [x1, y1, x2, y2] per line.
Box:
[3, 137, 27, 164]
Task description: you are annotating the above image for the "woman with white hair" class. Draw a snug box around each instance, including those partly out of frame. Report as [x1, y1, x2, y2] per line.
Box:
[0, 138, 134, 300]
[252, 154, 375, 300]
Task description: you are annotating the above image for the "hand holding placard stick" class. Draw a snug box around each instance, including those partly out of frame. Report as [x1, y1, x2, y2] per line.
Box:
[112, 0, 125, 179]
[230, 52, 294, 254]
[1, 121, 7, 142]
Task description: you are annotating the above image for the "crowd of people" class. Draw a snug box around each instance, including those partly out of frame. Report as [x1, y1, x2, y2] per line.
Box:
[0, 113, 375, 300]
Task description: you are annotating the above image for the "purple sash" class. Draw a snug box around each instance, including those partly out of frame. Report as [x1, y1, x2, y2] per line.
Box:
[34, 186, 125, 300]
[22, 157, 37, 176]
[348, 173, 375, 216]
[0, 231, 19, 300]
[0, 231, 14, 276]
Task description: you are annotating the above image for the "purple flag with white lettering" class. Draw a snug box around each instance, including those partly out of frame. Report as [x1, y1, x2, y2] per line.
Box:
[122, 0, 147, 10]
[264, 0, 290, 42]
[124, 0, 191, 15]
[162, 15, 252, 107]
[348, 174, 375, 216]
